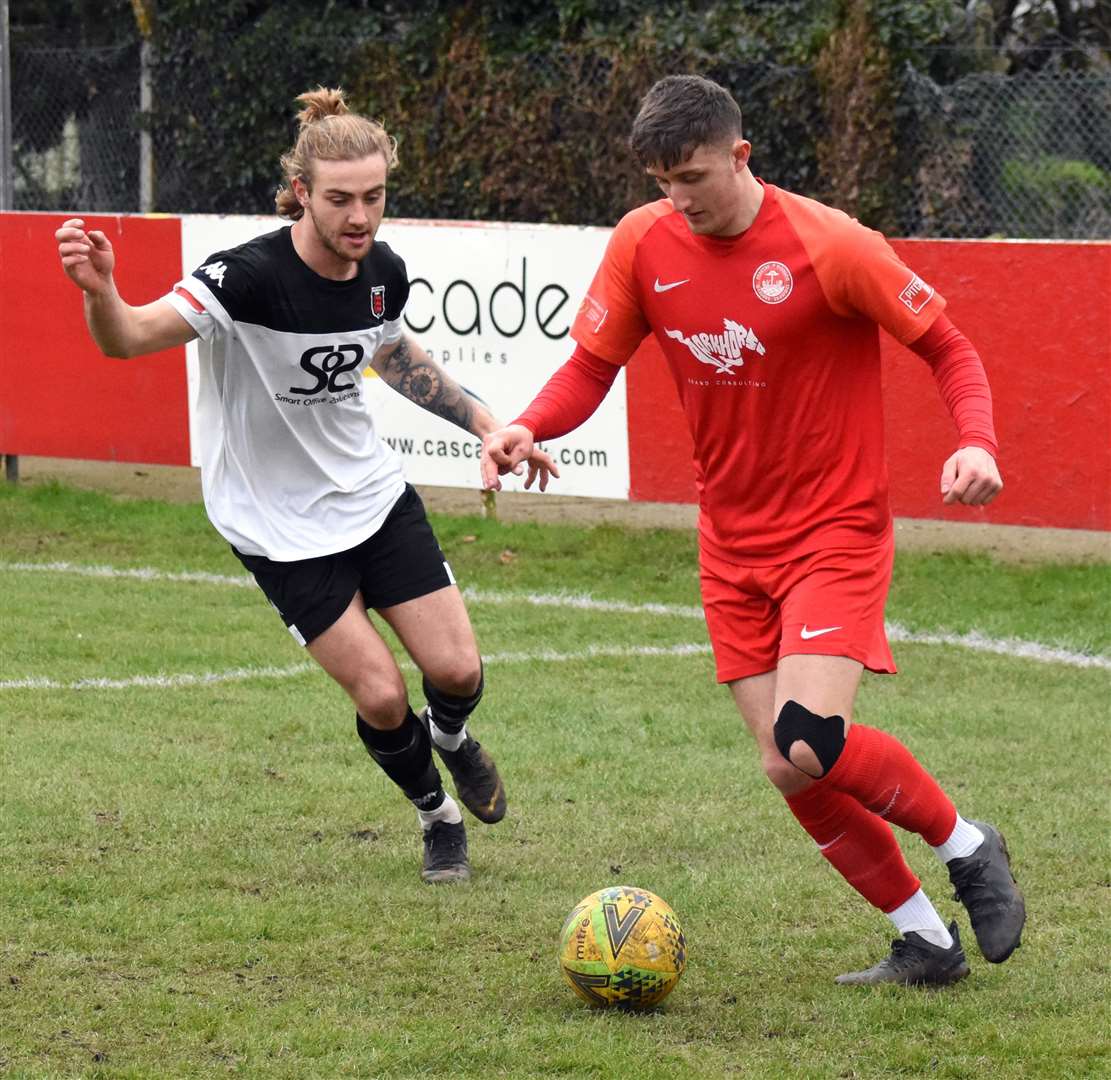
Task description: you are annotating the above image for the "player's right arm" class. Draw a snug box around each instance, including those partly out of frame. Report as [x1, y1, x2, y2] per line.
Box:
[480, 206, 655, 490]
[55, 218, 196, 358]
[480, 347, 620, 490]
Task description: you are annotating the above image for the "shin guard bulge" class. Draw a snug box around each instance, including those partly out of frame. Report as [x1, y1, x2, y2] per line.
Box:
[786, 783, 920, 913]
[822, 724, 957, 846]
[356, 708, 444, 809]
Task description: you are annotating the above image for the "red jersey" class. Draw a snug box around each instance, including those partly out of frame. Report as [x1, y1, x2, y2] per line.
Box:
[570, 182, 947, 564]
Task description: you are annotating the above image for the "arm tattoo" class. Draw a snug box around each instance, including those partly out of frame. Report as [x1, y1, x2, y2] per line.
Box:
[379, 337, 475, 432]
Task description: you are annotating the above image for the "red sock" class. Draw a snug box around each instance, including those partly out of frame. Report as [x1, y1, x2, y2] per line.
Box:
[822, 724, 958, 846]
[785, 783, 919, 913]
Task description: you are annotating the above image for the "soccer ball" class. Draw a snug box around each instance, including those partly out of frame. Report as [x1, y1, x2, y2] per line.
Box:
[558, 885, 687, 1009]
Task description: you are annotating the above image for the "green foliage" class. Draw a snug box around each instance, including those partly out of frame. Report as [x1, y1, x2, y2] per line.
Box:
[12, 0, 1108, 228]
[1000, 155, 1111, 235]
[145, 3, 386, 214]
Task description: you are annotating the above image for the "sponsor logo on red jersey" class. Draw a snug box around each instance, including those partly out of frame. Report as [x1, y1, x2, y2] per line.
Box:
[752, 261, 794, 305]
[664, 317, 766, 375]
[898, 274, 935, 314]
[578, 293, 609, 334]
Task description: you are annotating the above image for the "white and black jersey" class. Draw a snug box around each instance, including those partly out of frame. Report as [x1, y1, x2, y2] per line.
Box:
[163, 226, 409, 561]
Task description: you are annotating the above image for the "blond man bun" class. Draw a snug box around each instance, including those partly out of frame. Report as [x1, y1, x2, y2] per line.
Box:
[275, 87, 398, 220]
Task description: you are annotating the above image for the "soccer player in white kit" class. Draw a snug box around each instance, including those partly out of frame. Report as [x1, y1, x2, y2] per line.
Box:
[55, 87, 556, 883]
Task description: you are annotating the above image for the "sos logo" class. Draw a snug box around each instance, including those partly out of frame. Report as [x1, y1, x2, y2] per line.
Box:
[290, 344, 365, 395]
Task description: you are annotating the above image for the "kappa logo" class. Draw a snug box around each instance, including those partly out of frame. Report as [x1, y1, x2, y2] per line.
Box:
[899, 274, 935, 314]
[664, 317, 766, 375]
[752, 261, 793, 304]
[199, 261, 228, 288]
[371, 285, 386, 318]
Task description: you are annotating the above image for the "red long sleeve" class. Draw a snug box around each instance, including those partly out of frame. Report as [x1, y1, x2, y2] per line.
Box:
[512, 344, 621, 441]
[909, 314, 998, 458]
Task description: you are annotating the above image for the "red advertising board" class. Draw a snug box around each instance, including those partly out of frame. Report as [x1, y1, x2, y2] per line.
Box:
[628, 239, 1110, 531]
[3, 213, 1107, 531]
[0, 212, 191, 465]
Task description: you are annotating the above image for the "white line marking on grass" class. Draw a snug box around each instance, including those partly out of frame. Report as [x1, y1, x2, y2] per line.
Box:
[2, 560, 255, 589]
[2, 561, 1108, 671]
[463, 586, 704, 619]
[483, 643, 713, 665]
[885, 622, 1111, 670]
[0, 663, 316, 691]
[0, 644, 714, 691]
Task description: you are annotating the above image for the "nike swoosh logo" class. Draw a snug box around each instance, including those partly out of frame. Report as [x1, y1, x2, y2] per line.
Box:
[593, 310, 608, 333]
[654, 277, 690, 293]
[817, 832, 845, 851]
[482, 779, 504, 816]
[800, 625, 842, 639]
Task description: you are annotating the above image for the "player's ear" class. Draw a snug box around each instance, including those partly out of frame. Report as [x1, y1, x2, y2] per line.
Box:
[292, 175, 310, 206]
[731, 139, 751, 172]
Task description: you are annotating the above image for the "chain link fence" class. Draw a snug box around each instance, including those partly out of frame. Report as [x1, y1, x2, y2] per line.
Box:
[8, 35, 1110, 240]
[897, 65, 1111, 239]
[11, 42, 140, 213]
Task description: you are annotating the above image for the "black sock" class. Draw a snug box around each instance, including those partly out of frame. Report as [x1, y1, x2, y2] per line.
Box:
[356, 708, 445, 811]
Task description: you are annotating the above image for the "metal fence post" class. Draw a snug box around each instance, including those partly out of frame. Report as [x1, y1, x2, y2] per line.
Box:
[1, 0, 17, 483]
[139, 37, 152, 212]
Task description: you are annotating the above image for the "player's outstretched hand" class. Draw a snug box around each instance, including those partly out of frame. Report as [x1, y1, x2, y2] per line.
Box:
[55, 218, 115, 295]
[482, 423, 548, 491]
[523, 445, 560, 492]
[940, 446, 1002, 506]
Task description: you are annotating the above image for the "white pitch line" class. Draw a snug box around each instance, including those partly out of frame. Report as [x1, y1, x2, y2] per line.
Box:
[463, 586, 704, 619]
[885, 622, 1111, 670]
[0, 560, 255, 589]
[0, 644, 714, 692]
[0, 662, 316, 691]
[2, 560, 1108, 673]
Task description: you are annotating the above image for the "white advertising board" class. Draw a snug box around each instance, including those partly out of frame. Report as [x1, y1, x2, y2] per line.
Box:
[180, 215, 627, 498]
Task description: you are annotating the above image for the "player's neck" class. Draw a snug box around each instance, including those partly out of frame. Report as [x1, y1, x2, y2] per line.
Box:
[711, 172, 765, 239]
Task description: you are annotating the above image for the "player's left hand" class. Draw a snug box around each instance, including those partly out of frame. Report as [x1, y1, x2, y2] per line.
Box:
[523, 446, 560, 492]
[940, 446, 1002, 506]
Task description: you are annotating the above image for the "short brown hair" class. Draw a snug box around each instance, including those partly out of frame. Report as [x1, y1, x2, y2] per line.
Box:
[275, 87, 399, 220]
[629, 75, 743, 170]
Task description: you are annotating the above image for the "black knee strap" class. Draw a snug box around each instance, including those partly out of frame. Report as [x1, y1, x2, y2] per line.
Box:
[773, 700, 847, 777]
[422, 664, 484, 733]
[356, 709, 421, 757]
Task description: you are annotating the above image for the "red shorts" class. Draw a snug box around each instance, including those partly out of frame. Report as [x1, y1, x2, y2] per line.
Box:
[699, 532, 896, 683]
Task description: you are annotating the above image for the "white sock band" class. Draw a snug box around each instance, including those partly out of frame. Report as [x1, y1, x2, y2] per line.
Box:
[932, 815, 985, 864]
[887, 889, 953, 950]
[418, 793, 463, 830]
[429, 712, 467, 753]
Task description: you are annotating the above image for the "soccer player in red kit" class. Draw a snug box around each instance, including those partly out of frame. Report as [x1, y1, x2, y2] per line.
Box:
[481, 75, 1025, 985]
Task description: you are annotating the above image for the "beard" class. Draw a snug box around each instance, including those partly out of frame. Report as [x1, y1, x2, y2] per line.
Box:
[305, 205, 372, 263]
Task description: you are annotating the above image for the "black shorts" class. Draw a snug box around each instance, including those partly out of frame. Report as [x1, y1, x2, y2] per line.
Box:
[233, 484, 455, 646]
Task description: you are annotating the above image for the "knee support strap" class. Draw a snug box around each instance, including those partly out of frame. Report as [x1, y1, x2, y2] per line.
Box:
[422, 663, 484, 733]
[774, 700, 847, 778]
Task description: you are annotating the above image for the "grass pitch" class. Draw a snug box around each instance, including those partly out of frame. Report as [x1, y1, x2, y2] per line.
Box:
[1, 481, 1109, 1079]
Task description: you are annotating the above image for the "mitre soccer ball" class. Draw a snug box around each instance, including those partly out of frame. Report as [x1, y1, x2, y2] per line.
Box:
[558, 885, 687, 1009]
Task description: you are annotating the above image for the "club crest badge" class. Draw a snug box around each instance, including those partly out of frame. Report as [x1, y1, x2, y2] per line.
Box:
[371, 285, 386, 318]
[752, 261, 793, 305]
